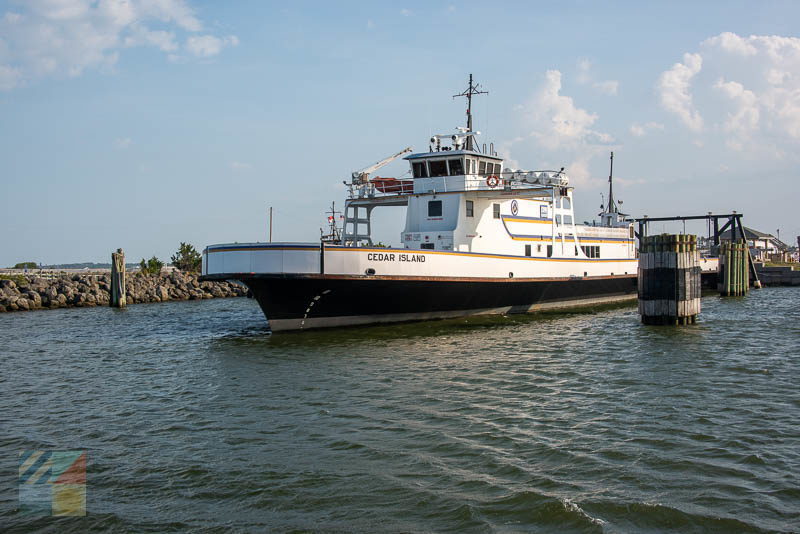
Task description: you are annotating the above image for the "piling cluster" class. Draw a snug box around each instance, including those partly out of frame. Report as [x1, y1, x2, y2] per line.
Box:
[0, 272, 247, 313]
[719, 239, 750, 296]
[638, 234, 701, 325]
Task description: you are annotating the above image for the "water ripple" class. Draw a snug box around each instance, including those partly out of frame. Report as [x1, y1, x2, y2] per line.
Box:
[1, 290, 798, 532]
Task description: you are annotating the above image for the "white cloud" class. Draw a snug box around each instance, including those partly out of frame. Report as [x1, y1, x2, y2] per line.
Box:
[576, 58, 619, 95]
[230, 161, 252, 170]
[703, 32, 757, 57]
[366, 19, 375, 29]
[124, 27, 178, 52]
[503, 70, 615, 188]
[629, 121, 664, 137]
[592, 80, 618, 95]
[576, 58, 591, 84]
[0, 0, 237, 90]
[713, 78, 759, 149]
[657, 52, 704, 131]
[114, 137, 132, 149]
[657, 32, 800, 156]
[185, 34, 238, 57]
[0, 64, 22, 90]
[400, 8, 412, 16]
[523, 70, 613, 150]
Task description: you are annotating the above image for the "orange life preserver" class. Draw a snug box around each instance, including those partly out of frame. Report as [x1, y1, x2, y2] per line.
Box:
[486, 175, 499, 188]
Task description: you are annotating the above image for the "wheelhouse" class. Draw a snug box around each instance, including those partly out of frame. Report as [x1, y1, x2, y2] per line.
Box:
[408, 151, 503, 179]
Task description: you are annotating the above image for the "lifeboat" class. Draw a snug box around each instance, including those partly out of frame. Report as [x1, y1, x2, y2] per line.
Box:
[371, 177, 414, 194]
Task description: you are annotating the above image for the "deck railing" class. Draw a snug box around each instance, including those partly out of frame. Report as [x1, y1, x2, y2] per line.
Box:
[351, 171, 568, 199]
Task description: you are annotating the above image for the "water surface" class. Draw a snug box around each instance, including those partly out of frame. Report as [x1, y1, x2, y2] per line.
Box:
[1, 289, 798, 532]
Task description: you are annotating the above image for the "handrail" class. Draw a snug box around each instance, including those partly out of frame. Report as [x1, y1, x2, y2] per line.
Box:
[348, 170, 570, 200]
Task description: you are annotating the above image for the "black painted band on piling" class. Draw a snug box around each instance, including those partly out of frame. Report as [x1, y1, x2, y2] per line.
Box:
[638, 234, 701, 325]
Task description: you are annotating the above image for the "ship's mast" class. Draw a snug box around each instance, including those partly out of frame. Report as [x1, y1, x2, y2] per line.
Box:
[606, 151, 618, 214]
[453, 74, 488, 151]
[321, 201, 342, 243]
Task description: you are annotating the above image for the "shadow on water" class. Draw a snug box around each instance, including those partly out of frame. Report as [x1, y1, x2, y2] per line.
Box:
[211, 299, 639, 350]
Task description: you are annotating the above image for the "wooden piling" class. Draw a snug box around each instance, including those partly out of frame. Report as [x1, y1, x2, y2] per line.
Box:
[111, 248, 127, 308]
[638, 234, 701, 325]
[718, 239, 749, 296]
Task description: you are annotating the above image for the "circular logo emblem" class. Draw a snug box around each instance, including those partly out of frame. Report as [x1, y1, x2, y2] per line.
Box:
[511, 200, 519, 216]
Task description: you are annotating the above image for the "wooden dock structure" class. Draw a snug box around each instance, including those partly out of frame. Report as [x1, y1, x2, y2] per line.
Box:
[638, 234, 701, 325]
[719, 239, 750, 296]
[110, 248, 127, 308]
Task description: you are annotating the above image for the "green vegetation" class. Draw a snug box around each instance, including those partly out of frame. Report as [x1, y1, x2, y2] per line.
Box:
[171, 242, 202, 272]
[0, 274, 28, 286]
[139, 256, 164, 275]
[13, 262, 37, 269]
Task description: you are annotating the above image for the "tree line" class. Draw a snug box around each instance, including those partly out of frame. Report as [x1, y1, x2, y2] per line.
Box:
[139, 242, 202, 275]
[10, 243, 203, 275]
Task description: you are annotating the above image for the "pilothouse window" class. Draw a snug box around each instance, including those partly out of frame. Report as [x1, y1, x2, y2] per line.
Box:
[448, 159, 464, 176]
[479, 161, 487, 175]
[412, 162, 428, 178]
[428, 160, 448, 177]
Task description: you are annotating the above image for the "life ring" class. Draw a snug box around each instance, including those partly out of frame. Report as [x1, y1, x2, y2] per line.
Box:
[486, 175, 500, 188]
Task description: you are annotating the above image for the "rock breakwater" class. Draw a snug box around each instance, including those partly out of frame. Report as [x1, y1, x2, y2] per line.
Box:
[0, 272, 247, 313]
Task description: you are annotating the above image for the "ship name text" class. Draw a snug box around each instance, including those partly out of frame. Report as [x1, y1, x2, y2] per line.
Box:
[367, 253, 426, 263]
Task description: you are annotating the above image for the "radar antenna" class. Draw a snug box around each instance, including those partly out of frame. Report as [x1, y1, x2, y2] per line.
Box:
[453, 74, 488, 151]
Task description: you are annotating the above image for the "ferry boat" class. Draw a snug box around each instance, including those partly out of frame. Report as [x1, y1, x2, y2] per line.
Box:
[201, 76, 638, 331]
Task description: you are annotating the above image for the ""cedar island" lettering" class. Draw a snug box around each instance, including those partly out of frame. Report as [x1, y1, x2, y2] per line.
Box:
[366, 253, 426, 263]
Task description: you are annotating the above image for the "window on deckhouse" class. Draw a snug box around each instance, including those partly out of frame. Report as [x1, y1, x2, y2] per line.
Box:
[428, 200, 442, 217]
[448, 159, 464, 176]
[466, 200, 474, 217]
[412, 162, 428, 178]
[429, 160, 448, 177]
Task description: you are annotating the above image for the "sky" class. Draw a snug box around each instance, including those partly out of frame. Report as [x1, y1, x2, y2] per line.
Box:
[1, 0, 799, 265]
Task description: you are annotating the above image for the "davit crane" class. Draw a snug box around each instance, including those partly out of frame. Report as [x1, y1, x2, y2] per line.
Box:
[350, 147, 413, 185]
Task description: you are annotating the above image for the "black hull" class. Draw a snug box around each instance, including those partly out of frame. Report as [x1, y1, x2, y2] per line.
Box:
[206, 274, 638, 331]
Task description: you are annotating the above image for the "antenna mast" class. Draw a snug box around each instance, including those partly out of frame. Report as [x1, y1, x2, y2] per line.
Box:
[453, 74, 488, 151]
[607, 151, 617, 214]
[321, 201, 342, 243]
